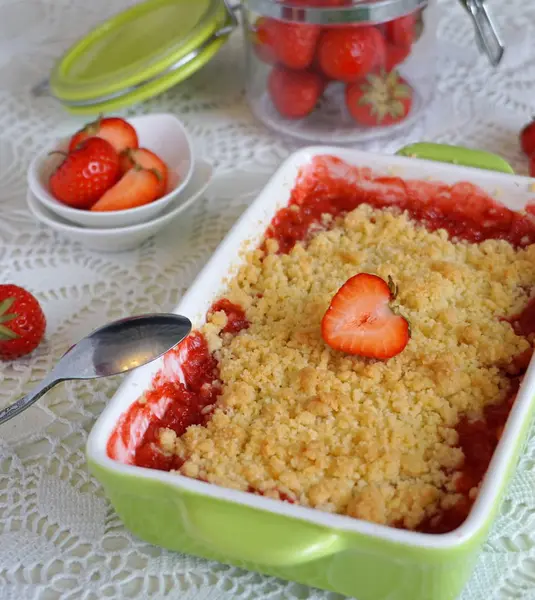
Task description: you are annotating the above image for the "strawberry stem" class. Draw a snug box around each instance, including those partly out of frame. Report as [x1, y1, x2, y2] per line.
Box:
[84, 114, 103, 135]
[48, 150, 68, 159]
[150, 168, 162, 181]
[387, 275, 398, 299]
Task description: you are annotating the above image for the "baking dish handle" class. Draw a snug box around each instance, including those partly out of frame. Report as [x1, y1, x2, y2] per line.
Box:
[396, 142, 515, 174]
[180, 494, 344, 566]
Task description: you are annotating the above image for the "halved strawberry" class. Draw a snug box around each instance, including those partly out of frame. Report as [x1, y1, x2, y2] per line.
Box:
[119, 148, 169, 197]
[321, 273, 410, 359]
[90, 166, 161, 212]
[69, 116, 139, 153]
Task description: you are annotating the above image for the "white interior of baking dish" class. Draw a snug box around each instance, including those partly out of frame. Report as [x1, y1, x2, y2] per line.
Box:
[87, 146, 535, 550]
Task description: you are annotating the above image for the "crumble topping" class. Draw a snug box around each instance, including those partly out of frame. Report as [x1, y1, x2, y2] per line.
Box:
[164, 204, 535, 529]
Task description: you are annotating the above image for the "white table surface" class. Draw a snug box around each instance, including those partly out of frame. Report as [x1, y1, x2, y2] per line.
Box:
[2, 1, 535, 599]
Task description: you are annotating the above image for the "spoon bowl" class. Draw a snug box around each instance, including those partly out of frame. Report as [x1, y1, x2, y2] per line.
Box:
[0, 313, 192, 425]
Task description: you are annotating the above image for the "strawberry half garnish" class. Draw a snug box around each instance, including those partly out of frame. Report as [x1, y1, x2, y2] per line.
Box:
[321, 273, 410, 359]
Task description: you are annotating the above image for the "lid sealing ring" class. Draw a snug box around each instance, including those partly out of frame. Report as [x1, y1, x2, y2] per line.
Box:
[245, 0, 428, 25]
[33, 0, 239, 106]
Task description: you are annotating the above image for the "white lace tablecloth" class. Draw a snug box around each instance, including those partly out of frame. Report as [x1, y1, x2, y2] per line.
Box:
[2, 1, 535, 599]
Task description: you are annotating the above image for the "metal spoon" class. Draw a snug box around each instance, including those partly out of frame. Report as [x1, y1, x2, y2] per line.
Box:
[0, 313, 192, 426]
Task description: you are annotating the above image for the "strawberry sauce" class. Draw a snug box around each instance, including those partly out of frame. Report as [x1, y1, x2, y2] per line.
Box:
[266, 156, 535, 254]
[209, 299, 250, 334]
[417, 377, 522, 534]
[107, 302, 248, 471]
[418, 300, 535, 534]
[508, 297, 535, 338]
[108, 156, 535, 534]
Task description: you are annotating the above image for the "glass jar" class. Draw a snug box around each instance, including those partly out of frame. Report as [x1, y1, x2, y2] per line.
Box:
[242, 0, 438, 144]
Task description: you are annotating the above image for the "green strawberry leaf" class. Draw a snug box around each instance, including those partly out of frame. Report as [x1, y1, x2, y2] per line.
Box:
[393, 85, 412, 99]
[390, 100, 406, 116]
[0, 297, 15, 316]
[0, 324, 18, 341]
[0, 313, 17, 325]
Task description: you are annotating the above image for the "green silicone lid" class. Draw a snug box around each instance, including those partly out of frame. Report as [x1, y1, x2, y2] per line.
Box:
[49, 0, 235, 114]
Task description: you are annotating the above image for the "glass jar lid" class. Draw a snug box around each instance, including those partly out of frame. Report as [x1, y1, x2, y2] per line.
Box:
[48, 0, 237, 113]
[243, 0, 428, 25]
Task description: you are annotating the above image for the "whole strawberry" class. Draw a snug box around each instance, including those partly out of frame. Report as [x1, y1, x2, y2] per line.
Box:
[346, 70, 413, 127]
[385, 14, 416, 48]
[317, 26, 385, 82]
[49, 137, 120, 209]
[0, 285, 46, 360]
[385, 43, 411, 71]
[69, 116, 139, 153]
[268, 66, 324, 119]
[520, 119, 535, 157]
[253, 18, 320, 69]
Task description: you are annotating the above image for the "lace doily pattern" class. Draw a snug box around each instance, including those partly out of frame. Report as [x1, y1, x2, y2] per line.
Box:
[2, 1, 535, 598]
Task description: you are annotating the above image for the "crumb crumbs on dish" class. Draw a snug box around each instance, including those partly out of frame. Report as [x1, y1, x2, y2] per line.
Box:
[160, 204, 535, 530]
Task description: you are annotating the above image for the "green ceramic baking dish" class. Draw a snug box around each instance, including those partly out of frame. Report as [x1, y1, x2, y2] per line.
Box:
[87, 143, 535, 600]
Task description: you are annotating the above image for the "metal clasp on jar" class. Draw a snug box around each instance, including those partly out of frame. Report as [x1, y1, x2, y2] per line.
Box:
[458, 0, 504, 66]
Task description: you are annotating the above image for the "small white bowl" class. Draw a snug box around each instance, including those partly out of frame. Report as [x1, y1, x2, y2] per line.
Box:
[27, 113, 194, 229]
[27, 159, 212, 253]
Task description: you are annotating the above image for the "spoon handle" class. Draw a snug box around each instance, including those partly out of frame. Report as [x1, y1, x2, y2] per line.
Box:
[0, 376, 59, 426]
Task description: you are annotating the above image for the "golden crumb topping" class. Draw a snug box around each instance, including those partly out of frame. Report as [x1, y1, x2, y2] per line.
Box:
[167, 205, 535, 529]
